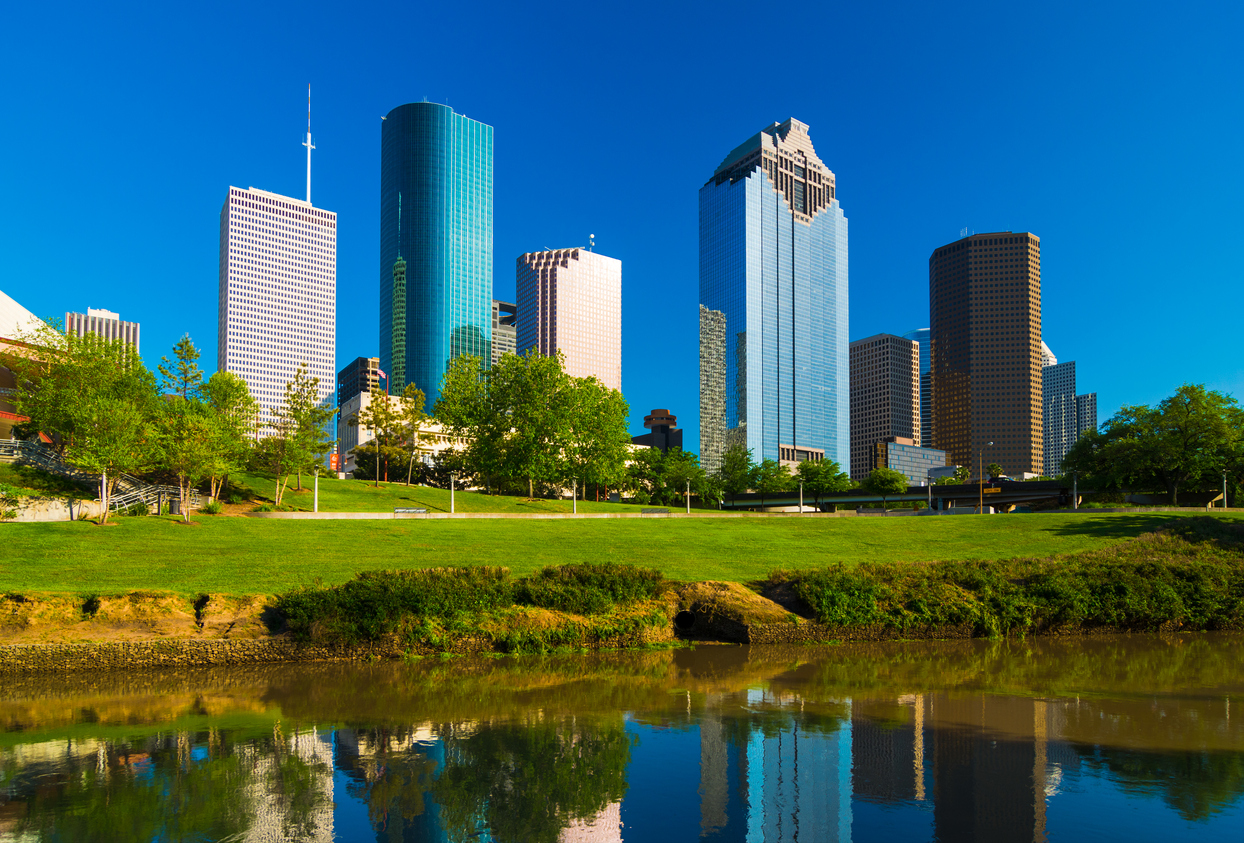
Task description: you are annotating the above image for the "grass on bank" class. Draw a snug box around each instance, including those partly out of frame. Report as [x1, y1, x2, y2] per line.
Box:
[4, 511, 1244, 595]
[0, 463, 93, 501]
[231, 471, 659, 515]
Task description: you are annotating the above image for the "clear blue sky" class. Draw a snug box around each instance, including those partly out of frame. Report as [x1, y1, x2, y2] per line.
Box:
[2, 1, 1240, 451]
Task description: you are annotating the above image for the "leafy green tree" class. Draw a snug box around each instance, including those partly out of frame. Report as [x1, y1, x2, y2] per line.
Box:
[202, 370, 259, 500]
[564, 376, 631, 498]
[716, 443, 755, 497]
[795, 458, 852, 510]
[10, 325, 160, 522]
[158, 334, 203, 400]
[623, 446, 663, 504]
[1063, 384, 1241, 505]
[661, 448, 709, 508]
[862, 466, 909, 509]
[987, 462, 1003, 479]
[954, 465, 971, 484]
[278, 363, 334, 491]
[397, 383, 431, 485]
[0, 483, 19, 521]
[157, 398, 215, 522]
[752, 458, 792, 507]
[351, 392, 406, 487]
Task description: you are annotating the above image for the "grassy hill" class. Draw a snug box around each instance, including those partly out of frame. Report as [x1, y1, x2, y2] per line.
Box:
[5, 510, 1239, 595]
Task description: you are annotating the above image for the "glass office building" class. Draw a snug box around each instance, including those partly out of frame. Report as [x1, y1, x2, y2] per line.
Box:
[698, 118, 849, 472]
[380, 102, 493, 411]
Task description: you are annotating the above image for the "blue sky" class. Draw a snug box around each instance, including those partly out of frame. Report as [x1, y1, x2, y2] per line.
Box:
[1, 1, 1240, 450]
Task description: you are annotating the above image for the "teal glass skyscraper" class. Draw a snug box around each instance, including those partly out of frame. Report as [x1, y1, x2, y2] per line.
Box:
[381, 102, 493, 411]
[698, 118, 849, 474]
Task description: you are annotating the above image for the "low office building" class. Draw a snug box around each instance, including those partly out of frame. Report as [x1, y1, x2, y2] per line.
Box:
[336, 390, 467, 475]
[1041, 346, 1098, 477]
[873, 436, 950, 485]
[337, 356, 383, 408]
[66, 308, 140, 354]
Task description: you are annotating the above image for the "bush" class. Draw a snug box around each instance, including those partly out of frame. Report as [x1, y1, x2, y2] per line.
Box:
[277, 567, 515, 643]
[788, 519, 1244, 636]
[118, 501, 149, 517]
[515, 564, 665, 615]
[200, 499, 224, 515]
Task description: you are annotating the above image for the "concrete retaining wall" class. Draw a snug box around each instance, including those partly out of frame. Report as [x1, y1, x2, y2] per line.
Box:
[9, 497, 103, 522]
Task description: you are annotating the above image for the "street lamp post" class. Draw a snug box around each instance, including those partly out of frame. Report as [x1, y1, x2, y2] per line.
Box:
[573, 478, 577, 515]
[1224, 470, 1229, 510]
[799, 482, 804, 514]
[978, 442, 994, 514]
[450, 474, 455, 514]
[1072, 470, 1078, 510]
[686, 479, 691, 515]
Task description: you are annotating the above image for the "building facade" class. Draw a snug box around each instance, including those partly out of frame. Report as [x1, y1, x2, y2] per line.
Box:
[66, 308, 140, 354]
[1041, 351, 1098, 476]
[902, 328, 931, 446]
[698, 118, 849, 471]
[874, 437, 950, 485]
[217, 186, 336, 429]
[491, 299, 516, 366]
[631, 409, 684, 453]
[337, 356, 381, 408]
[380, 102, 493, 411]
[515, 248, 621, 391]
[929, 231, 1042, 479]
[337, 390, 467, 475]
[849, 333, 920, 481]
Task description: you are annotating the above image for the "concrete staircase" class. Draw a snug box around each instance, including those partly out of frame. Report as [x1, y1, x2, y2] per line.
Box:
[0, 439, 200, 513]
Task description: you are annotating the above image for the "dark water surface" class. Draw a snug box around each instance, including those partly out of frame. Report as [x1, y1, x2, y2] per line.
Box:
[1, 635, 1241, 842]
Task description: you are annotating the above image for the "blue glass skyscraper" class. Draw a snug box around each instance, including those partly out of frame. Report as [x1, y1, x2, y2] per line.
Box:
[380, 102, 493, 411]
[698, 118, 849, 473]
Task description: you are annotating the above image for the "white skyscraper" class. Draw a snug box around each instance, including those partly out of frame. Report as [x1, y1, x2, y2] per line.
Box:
[217, 185, 336, 429]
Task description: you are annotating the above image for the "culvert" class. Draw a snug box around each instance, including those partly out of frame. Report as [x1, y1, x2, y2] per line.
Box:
[673, 610, 696, 633]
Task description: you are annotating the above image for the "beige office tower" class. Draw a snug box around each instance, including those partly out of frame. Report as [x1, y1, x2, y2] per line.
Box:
[849, 333, 920, 480]
[66, 308, 140, 353]
[515, 248, 621, 391]
[218, 186, 336, 429]
[930, 231, 1042, 478]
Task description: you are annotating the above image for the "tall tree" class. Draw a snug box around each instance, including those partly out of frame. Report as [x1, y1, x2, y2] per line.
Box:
[795, 458, 852, 510]
[987, 462, 1003, 479]
[564, 377, 631, 498]
[397, 383, 431, 486]
[157, 398, 215, 522]
[202, 371, 259, 500]
[158, 335, 203, 400]
[716, 444, 755, 498]
[862, 467, 909, 509]
[1063, 384, 1240, 505]
[752, 459, 792, 508]
[10, 324, 159, 522]
[278, 364, 334, 491]
[351, 392, 405, 487]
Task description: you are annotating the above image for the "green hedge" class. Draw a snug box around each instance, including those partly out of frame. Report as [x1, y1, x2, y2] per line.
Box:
[790, 518, 1244, 636]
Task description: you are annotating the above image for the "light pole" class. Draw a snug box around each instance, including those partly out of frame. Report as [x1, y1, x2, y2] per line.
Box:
[686, 479, 691, 515]
[450, 473, 455, 514]
[799, 481, 804, 514]
[1072, 470, 1078, 510]
[1224, 469, 1230, 510]
[573, 478, 577, 515]
[978, 441, 993, 514]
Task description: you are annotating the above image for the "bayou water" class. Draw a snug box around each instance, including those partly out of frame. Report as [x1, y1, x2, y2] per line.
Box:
[1, 635, 1241, 842]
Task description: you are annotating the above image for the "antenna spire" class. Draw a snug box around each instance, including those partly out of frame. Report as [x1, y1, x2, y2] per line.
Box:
[302, 84, 315, 204]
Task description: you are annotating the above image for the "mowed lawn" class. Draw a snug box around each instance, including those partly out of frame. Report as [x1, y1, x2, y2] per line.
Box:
[4, 511, 1238, 595]
[234, 472, 653, 515]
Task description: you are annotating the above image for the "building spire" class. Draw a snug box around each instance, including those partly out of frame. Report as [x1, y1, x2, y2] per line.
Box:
[302, 84, 315, 204]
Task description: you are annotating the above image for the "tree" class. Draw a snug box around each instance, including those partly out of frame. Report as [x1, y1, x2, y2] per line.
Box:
[156, 398, 215, 522]
[987, 462, 1003, 479]
[1063, 384, 1240, 505]
[10, 324, 159, 522]
[202, 371, 259, 500]
[716, 444, 755, 497]
[158, 335, 203, 400]
[752, 459, 791, 508]
[564, 377, 631, 499]
[661, 448, 708, 509]
[862, 467, 909, 509]
[397, 383, 431, 485]
[351, 392, 405, 487]
[795, 458, 852, 510]
[953, 465, 971, 484]
[277, 364, 334, 491]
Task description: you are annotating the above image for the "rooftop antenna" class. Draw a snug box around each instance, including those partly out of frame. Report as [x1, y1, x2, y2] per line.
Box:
[589, 234, 595, 252]
[302, 84, 315, 205]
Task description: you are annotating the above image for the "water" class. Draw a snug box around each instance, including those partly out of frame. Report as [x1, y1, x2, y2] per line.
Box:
[1, 635, 1241, 842]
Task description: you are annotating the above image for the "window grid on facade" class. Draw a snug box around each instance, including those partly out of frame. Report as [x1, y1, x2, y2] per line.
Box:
[849, 334, 921, 481]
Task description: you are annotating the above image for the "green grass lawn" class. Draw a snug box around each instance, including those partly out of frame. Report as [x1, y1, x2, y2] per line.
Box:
[233, 471, 657, 515]
[5, 511, 1239, 596]
[0, 462, 93, 500]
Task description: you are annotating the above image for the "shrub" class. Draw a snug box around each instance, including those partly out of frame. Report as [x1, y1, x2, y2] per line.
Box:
[515, 564, 665, 615]
[118, 501, 149, 517]
[200, 500, 224, 515]
[277, 567, 514, 643]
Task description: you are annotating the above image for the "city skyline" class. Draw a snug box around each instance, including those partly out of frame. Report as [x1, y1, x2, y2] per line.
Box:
[2, 2, 1240, 451]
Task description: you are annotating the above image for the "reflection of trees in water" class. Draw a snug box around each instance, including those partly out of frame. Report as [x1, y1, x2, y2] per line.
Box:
[1075, 745, 1244, 822]
[433, 717, 631, 843]
[6, 728, 332, 842]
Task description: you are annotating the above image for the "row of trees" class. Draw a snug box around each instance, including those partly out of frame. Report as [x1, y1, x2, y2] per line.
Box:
[1063, 384, 1244, 505]
[433, 350, 632, 497]
[7, 324, 332, 521]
